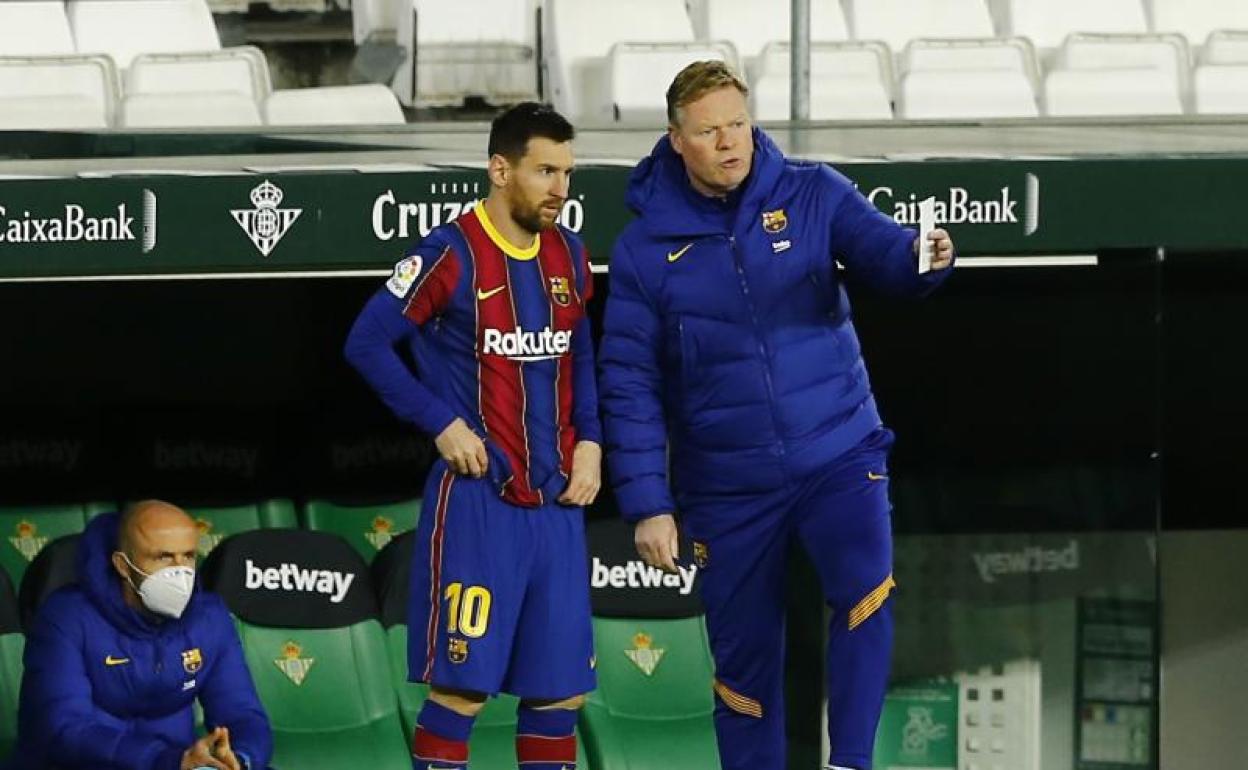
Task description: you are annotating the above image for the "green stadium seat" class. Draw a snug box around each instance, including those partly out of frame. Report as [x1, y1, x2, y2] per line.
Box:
[0, 502, 110, 589]
[371, 532, 588, 767]
[302, 498, 421, 563]
[203, 529, 410, 770]
[583, 617, 721, 770]
[0, 566, 22, 761]
[183, 499, 298, 558]
[581, 517, 721, 770]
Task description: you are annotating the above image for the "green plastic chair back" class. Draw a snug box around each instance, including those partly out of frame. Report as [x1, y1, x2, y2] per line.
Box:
[0, 633, 21, 761]
[582, 616, 722, 770]
[302, 499, 421, 563]
[0, 503, 107, 588]
[185, 499, 298, 558]
[239, 620, 410, 770]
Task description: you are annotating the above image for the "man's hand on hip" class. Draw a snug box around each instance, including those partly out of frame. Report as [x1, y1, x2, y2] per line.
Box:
[635, 514, 680, 574]
[435, 418, 489, 478]
[558, 441, 602, 506]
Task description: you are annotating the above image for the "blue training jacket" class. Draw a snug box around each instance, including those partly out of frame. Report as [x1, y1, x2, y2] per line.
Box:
[7, 513, 271, 770]
[598, 128, 952, 522]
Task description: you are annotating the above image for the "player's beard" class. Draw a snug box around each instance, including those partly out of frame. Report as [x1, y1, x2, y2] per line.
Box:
[511, 195, 562, 235]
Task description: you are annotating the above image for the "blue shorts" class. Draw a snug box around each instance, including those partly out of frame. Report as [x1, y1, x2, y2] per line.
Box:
[407, 461, 596, 700]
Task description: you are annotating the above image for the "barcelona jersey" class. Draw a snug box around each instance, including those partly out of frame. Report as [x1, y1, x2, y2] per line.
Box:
[345, 202, 600, 507]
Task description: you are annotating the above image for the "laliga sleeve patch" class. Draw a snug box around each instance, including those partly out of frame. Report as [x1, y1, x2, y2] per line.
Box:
[386, 255, 424, 298]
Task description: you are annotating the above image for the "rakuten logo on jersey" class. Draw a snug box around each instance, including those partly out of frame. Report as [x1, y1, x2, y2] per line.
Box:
[482, 326, 571, 362]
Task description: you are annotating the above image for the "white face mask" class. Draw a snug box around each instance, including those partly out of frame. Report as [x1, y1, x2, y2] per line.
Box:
[118, 552, 195, 619]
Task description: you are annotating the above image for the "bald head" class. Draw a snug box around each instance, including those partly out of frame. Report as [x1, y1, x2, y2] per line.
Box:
[112, 500, 199, 604]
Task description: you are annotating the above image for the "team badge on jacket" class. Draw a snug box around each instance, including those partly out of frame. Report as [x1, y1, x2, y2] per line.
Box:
[275, 640, 315, 686]
[448, 637, 469, 664]
[762, 208, 788, 234]
[182, 648, 203, 674]
[364, 515, 395, 551]
[549, 275, 571, 307]
[624, 632, 665, 677]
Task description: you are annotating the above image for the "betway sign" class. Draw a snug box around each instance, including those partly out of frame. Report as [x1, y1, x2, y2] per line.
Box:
[864, 173, 1041, 235]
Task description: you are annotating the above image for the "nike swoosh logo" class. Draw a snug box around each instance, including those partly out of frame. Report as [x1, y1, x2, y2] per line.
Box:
[867, 472, 888, 481]
[477, 285, 506, 301]
[104, 656, 130, 666]
[667, 243, 693, 262]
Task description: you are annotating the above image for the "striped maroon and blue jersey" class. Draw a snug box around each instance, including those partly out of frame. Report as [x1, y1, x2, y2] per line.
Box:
[345, 203, 601, 507]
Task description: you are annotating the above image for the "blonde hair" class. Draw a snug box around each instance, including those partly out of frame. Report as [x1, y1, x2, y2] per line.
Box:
[666, 60, 749, 127]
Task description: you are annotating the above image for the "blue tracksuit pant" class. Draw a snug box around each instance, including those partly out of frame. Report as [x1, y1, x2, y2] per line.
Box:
[679, 428, 897, 770]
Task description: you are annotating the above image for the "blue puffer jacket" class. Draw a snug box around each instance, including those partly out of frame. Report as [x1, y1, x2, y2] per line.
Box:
[7, 513, 271, 770]
[599, 128, 951, 521]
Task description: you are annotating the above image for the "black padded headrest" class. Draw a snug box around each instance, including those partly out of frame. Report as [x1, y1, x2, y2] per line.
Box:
[202, 530, 378, 629]
[370, 529, 414, 628]
[18, 534, 81, 633]
[587, 517, 704, 619]
[0, 565, 19, 635]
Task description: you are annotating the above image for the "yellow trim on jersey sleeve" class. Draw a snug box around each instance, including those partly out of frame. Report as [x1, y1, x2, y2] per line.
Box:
[476, 200, 540, 261]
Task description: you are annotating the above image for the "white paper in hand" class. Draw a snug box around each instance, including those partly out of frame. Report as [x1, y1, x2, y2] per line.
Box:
[917, 196, 936, 274]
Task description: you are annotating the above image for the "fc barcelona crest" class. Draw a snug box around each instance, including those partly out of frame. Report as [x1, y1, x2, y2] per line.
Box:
[624, 632, 665, 677]
[182, 648, 203, 674]
[448, 638, 469, 664]
[762, 209, 788, 234]
[275, 640, 315, 686]
[9, 520, 47, 562]
[549, 276, 571, 307]
[693, 541, 709, 569]
[364, 515, 394, 551]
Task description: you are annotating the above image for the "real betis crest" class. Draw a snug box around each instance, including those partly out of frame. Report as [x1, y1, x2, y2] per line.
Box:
[364, 515, 395, 551]
[231, 180, 302, 257]
[195, 518, 223, 557]
[9, 520, 47, 562]
[275, 640, 315, 686]
[624, 632, 665, 677]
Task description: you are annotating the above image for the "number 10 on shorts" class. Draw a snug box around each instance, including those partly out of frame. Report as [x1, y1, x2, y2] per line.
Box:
[445, 582, 492, 638]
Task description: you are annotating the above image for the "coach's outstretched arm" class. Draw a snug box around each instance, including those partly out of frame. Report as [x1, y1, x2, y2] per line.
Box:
[819, 165, 955, 297]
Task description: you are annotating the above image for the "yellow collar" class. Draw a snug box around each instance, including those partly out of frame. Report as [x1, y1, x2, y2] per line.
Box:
[476, 202, 539, 260]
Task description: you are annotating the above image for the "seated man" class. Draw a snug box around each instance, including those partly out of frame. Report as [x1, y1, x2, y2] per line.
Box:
[6, 500, 272, 770]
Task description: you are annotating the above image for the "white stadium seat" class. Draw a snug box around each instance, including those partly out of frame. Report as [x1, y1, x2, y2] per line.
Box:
[1044, 69, 1183, 116]
[750, 41, 893, 121]
[1056, 33, 1190, 108]
[1193, 31, 1248, 114]
[1005, 0, 1147, 50]
[119, 47, 270, 129]
[850, 0, 995, 58]
[607, 41, 738, 124]
[393, 0, 538, 108]
[898, 38, 1040, 118]
[692, 0, 848, 77]
[67, 0, 220, 71]
[1202, 30, 1248, 65]
[1150, 0, 1248, 49]
[124, 48, 271, 102]
[1193, 65, 1248, 114]
[0, 54, 119, 129]
[120, 91, 262, 128]
[544, 0, 696, 121]
[0, 1, 75, 56]
[265, 84, 406, 125]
